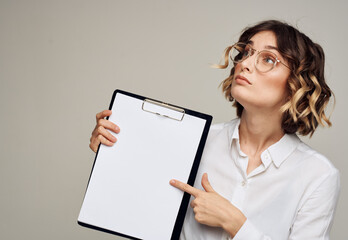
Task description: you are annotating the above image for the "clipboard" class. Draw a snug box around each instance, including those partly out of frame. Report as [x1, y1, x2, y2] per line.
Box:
[78, 89, 212, 240]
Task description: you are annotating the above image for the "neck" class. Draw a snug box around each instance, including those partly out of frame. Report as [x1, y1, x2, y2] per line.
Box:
[239, 109, 284, 155]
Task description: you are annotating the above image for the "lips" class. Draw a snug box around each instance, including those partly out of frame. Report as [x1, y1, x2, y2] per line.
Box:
[235, 75, 252, 85]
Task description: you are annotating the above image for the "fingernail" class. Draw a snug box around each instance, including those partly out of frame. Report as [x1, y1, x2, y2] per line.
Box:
[170, 180, 176, 185]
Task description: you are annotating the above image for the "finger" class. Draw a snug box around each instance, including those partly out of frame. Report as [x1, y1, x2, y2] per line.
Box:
[89, 135, 102, 152]
[190, 199, 196, 208]
[201, 173, 215, 193]
[96, 134, 115, 147]
[90, 135, 114, 152]
[170, 179, 201, 197]
[96, 110, 112, 121]
[96, 125, 117, 143]
[89, 134, 101, 150]
[97, 118, 120, 134]
[89, 142, 98, 153]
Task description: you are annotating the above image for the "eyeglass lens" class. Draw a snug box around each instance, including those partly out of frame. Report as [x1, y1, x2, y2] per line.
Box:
[230, 43, 278, 73]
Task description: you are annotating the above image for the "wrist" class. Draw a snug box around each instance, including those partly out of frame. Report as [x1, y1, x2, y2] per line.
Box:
[222, 209, 247, 237]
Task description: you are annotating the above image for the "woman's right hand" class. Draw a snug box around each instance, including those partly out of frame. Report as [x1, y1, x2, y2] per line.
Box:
[89, 110, 120, 153]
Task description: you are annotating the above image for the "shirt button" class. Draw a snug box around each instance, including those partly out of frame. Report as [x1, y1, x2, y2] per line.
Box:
[241, 180, 247, 186]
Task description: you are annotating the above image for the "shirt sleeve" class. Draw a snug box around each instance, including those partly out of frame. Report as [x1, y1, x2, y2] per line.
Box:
[228, 169, 340, 240]
[289, 169, 340, 240]
[230, 219, 272, 240]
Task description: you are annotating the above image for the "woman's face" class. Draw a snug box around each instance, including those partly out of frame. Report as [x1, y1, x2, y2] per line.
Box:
[231, 31, 291, 113]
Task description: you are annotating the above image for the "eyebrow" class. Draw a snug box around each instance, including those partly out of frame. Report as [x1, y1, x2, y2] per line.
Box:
[247, 40, 280, 51]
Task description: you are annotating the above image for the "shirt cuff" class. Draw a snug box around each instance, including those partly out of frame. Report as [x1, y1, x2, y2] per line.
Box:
[228, 219, 264, 240]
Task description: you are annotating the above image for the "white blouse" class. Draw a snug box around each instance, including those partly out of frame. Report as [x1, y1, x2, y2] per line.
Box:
[180, 118, 340, 240]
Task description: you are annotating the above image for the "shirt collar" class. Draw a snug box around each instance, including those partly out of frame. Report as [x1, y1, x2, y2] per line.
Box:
[228, 118, 241, 149]
[227, 118, 301, 168]
[267, 133, 300, 168]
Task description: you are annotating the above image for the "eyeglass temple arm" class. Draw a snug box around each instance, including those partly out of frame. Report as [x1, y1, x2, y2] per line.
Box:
[277, 59, 291, 70]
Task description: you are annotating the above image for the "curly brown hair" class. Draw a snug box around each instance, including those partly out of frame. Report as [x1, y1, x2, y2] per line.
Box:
[216, 20, 334, 136]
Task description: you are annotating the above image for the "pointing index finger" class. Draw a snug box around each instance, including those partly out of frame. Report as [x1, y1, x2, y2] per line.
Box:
[170, 179, 201, 197]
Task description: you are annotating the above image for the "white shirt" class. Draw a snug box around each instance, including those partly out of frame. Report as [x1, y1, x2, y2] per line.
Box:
[180, 118, 340, 240]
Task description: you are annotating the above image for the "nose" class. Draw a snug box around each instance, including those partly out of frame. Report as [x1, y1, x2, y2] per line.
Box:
[239, 53, 255, 73]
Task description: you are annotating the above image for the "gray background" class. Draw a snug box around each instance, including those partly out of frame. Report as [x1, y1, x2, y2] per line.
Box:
[1, 0, 347, 239]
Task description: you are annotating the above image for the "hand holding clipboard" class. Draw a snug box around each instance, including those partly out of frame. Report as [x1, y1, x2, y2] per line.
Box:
[89, 109, 120, 153]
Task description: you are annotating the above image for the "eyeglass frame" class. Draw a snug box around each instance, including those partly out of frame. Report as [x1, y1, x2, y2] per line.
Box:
[229, 42, 291, 73]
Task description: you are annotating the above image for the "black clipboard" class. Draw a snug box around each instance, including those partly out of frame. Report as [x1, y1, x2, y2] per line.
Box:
[78, 90, 212, 240]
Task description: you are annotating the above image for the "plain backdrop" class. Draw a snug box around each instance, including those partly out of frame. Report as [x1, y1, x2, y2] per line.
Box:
[1, 0, 347, 239]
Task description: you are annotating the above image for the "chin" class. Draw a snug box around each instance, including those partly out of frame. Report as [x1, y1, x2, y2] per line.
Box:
[231, 88, 248, 104]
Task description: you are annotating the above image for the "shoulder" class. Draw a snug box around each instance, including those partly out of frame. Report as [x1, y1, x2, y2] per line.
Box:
[292, 142, 341, 213]
[201, 118, 239, 153]
[207, 118, 239, 138]
[293, 140, 340, 186]
[297, 141, 338, 173]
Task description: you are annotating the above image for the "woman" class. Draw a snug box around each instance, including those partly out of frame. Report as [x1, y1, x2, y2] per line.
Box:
[89, 20, 340, 239]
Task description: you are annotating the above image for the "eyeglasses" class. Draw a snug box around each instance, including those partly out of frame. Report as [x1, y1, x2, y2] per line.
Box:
[229, 42, 290, 73]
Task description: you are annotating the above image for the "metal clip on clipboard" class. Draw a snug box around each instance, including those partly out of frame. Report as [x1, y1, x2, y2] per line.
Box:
[142, 99, 185, 121]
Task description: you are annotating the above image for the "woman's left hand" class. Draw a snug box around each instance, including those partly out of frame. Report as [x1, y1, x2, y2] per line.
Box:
[170, 173, 246, 237]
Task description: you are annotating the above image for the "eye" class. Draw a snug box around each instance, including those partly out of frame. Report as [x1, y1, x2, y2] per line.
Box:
[242, 50, 249, 57]
[243, 45, 251, 56]
[265, 57, 275, 64]
[231, 43, 250, 62]
[260, 52, 277, 65]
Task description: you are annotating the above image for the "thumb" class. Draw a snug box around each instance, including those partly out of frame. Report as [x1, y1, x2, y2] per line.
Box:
[201, 173, 215, 192]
